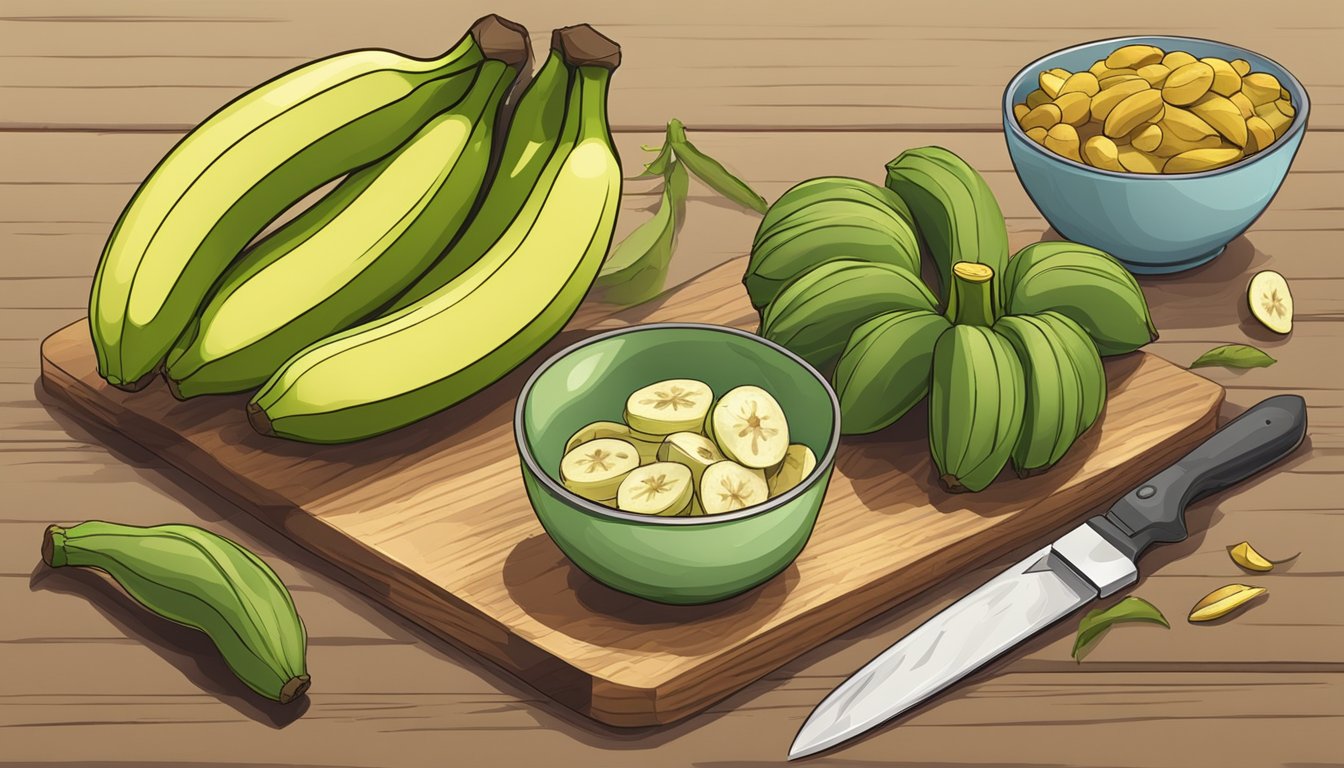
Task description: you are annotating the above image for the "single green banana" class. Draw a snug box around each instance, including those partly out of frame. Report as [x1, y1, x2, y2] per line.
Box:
[165, 59, 521, 398]
[744, 197, 920, 309]
[248, 26, 623, 444]
[1034, 309, 1107, 438]
[885, 146, 1009, 305]
[89, 15, 530, 391]
[832, 309, 949, 435]
[995, 314, 1088, 476]
[929, 263, 1024, 492]
[1004, 241, 1157, 356]
[388, 48, 573, 310]
[753, 176, 913, 250]
[41, 521, 309, 703]
[759, 259, 936, 375]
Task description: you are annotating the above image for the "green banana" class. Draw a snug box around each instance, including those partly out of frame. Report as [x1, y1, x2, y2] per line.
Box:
[759, 259, 937, 375]
[832, 309, 949, 435]
[995, 314, 1090, 476]
[884, 146, 1009, 305]
[41, 521, 309, 703]
[88, 15, 529, 391]
[753, 176, 913, 250]
[1035, 310, 1106, 437]
[1004, 241, 1157, 356]
[248, 26, 623, 444]
[388, 48, 573, 310]
[164, 58, 521, 398]
[744, 197, 920, 310]
[929, 263, 1025, 492]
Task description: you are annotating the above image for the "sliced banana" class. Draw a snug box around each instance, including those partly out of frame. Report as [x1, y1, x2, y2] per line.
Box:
[767, 443, 817, 498]
[699, 460, 770, 515]
[616, 462, 693, 516]
[624, 378, 713, 436]
[684, 496, 706, 517]
[565, 420, 660, 463]
[1247, 269, 1293, 334]
[657, 431, 724, 488]
[560, 437, 640, 502]
[705, 385, 790, 469]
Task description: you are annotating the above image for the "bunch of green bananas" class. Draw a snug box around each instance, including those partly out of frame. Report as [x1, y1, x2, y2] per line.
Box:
[89, 18, 625, 444]
[751, 147, 1157, 492]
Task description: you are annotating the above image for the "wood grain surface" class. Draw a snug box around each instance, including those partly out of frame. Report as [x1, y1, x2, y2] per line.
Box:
[3, 0, 1341, 765]
[39, 255, 1223, 725]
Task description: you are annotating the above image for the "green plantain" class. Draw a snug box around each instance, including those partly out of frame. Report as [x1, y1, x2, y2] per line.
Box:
[248, 25, 623, 444]
[42, 521, 309, 703]
[89, 15, 529, 391]
[759, 259, 937, 375]
[885, 146, 1009, 305]
[1004, 241, 1157, 356]
[753, 176, 913, 251]
[832, 309, 950, 435]
[165, 58, 521, 398]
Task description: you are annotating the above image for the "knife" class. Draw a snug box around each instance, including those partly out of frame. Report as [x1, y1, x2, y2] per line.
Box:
[789, 394, 1307, 760]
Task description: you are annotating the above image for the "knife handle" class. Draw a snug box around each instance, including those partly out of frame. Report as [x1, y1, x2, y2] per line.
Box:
[1090, 395, 1307, 562]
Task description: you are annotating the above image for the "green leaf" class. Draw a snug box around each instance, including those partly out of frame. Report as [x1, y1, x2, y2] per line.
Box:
[666, 119, 767, 214]
[1072, 596, 1169, 662]
[1189, 344, 1277, 370]
[639, 142, 673, 178]
[597, 160, 689, 306]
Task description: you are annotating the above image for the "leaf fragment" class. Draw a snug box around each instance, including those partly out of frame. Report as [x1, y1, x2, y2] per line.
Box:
[1189, 343, 1276, 369]
[1188, 584, 1267, 622]
[597, 159, 688, 306]
[640, 142, 673, 178]
[666, 119, 768, 213]
[1072, 596, 1169, 661]
[1227, 541, 1298, 572]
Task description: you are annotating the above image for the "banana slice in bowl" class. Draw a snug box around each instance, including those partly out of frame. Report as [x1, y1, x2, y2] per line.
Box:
[706, 385, 791, 469]
[617, 462, 694, 516]
[624, 378, 713, 436]
[700, 460, 770, 515]
[768, 443, 818, 498]
[560, 437, 640, 502]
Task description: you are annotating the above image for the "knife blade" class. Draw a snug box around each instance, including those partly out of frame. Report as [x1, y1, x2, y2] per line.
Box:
[789, 394, 1307, 760]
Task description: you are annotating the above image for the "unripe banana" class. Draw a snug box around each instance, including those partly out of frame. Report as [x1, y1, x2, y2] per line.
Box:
[1004, 241, 1157, 356]
[832, 309, 949, 435]
[1033, 310, 1106, 438]
[759, 259, 937, 375]
[995, 314, 1094, 476]
[165, 59, 520, 397]
[89, 16, 529, 391]
[744, 197, 920, 310]
[929, 325, 1026, 494]
[249, 26, 623, 443]
[41, 521, 309, 703]
[752, 176, 913, 251]
[885, 146, 1009, 305]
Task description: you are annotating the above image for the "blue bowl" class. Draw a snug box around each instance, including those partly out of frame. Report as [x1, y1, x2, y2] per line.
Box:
[1003, 36, 1309, 274]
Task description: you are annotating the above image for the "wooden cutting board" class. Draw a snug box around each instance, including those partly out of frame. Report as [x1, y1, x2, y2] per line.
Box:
[40, 256, 1223, 727]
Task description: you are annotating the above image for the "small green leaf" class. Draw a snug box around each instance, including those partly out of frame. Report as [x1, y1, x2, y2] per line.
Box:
[640, 142, 673, 178]
[666, 119, 767, 214]
[1189, 344, 1276, 370]
[597, 160, 689, 306]
[1072, 596, 1169, 662]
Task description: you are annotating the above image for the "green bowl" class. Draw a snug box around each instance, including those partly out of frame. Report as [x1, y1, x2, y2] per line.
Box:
[513, 323, 840, 605]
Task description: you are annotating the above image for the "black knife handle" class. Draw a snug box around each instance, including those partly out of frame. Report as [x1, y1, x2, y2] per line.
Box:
[1089, 395, 1307, 562]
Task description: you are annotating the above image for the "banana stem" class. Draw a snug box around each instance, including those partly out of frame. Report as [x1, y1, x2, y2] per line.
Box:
[946, 261, 997, 326]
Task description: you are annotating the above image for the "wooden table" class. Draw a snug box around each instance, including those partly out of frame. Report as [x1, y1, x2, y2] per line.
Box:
[3, 2, 1340, 765]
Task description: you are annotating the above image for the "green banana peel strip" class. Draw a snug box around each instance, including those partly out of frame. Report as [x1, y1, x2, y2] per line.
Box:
[597, 159, 688, 306]
[667, 119, 768, 213]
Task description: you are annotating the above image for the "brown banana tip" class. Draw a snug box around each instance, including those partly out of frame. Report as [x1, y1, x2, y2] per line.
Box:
[246, 402, 275, 437]
[940, 474, 968, 494]
[551, 24, 621, 70]
[41, 525, 61, 568]
[470, 14, 531, 67]
[278, 675, 311, 704]
[111, 365, 160, 393]
[163, 372, 187, 401]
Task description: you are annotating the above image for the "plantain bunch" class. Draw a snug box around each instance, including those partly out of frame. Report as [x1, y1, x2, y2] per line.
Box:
[748, 147, 1157, 492]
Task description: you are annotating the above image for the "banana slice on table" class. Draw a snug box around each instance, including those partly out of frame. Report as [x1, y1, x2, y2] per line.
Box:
[767, 443, 817, 498]
[657, 431, 725, 488]
[565, 421, 660, 463]
[699, 460, 770, 515]
[1247, 270, 1293, 334]
[624, 379, 713, 436]
[706, 385, 790, 469]
[560, 438, 640, 502]
[617, 462, 694, 516]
